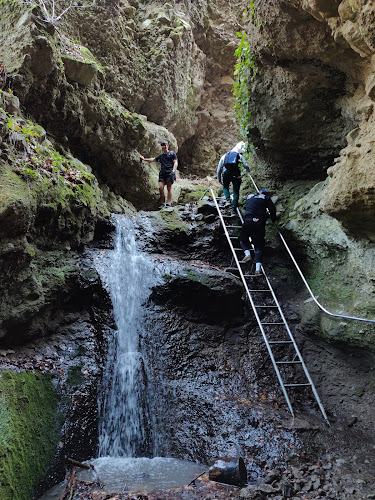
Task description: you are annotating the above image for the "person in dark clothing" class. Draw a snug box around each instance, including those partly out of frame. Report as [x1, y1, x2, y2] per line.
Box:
[239, 189, 277, 276]
[140, 140, 178, 207]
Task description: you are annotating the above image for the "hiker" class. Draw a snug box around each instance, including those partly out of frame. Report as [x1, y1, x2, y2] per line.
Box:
[239, 189, 277, 276]
[140, 140, 178, 208]
[217, 142, 249, 211]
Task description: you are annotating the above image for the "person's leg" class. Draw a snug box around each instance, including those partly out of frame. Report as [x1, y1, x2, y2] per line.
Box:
[222, 170, 231, 202]
[158, 181, 166, 203]
[166, 182, 173, 203]
[239, 219, 253, 262]
[232, 177, 241, 209]
[252, 224, 265, 274]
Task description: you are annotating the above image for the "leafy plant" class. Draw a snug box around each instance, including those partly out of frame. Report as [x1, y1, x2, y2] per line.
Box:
[19, 167, 40, 180]
[233, 30, 257, 138]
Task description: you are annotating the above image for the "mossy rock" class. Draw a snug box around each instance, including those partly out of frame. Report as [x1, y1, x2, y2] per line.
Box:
[0, 371, 58, 500]
[178, 184, 211, 204]
[61, 56, 98, 86]
[158, 207, 190, 234]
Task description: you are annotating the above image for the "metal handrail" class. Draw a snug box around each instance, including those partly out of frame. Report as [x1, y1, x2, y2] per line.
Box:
[244, 171, 375, 324]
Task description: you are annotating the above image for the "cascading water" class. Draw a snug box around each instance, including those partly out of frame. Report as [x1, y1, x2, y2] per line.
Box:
[95, 215, 159, 458]
[76, 215, 207, 495]
[39, 215, 206, 499]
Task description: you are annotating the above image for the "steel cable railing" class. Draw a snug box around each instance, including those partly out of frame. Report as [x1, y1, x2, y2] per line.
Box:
[244, 170, 375, 325]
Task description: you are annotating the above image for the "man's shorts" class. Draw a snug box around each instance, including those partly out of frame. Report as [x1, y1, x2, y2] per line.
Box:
[159, 171, 176, 184]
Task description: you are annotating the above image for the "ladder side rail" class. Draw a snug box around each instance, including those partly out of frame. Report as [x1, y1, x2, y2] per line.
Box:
[214, 190, 329, 423]
[262, 272, 330, 424]
[244, 169, 375, 325]
[211, 190, 295, 416]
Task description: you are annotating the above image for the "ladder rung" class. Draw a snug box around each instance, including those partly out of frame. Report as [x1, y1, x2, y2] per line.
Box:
[254, 305, 278, 308]
[214, 191, 329, 425]
[276, 361, 302, 365]
[269, 341, 293, 344]
[284, 383, 311, 387]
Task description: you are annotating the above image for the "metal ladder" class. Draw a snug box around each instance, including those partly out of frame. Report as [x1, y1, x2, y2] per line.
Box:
[210, 189, 330, 424]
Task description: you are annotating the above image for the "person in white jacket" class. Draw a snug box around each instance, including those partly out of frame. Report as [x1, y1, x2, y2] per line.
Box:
[217, 142, 249, 210]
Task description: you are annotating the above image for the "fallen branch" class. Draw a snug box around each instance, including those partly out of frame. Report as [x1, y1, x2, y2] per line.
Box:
[68, 457, 92, 470]
[58, 466, 76, 500]
[188, 469, 207, 486]
[21, 0, 95, 24]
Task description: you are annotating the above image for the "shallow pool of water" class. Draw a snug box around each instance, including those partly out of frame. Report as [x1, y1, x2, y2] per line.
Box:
[78, 456, 207, 494]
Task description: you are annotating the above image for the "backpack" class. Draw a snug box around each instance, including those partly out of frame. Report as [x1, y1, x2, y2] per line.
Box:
[223, 151, 239, 173]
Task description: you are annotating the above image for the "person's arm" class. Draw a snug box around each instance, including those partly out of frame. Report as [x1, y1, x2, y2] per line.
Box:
[173, 158, 178, 173]
[217, 157, 224, 184]
[140, 154, 156, 162]
[267, 198, 277, 222]
[239, 154, 249, 170]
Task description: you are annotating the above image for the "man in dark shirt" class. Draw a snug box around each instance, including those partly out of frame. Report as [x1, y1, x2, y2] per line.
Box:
[239, 190, 277, 276]
[140, 140, 178, 208]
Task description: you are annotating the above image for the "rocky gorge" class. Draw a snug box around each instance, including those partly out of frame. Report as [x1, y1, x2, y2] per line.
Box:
[1, 0, 375, 499]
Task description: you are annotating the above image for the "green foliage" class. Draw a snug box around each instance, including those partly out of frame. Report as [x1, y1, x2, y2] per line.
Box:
[4, 113, 103, 209]
[0, 371, 58, 500]
[66, 364, 84, 387]
[19, 166, 40, 180]
[232, 2, 259, 137]
[233, 29, 257, 137]
[7, 114, 41, 144]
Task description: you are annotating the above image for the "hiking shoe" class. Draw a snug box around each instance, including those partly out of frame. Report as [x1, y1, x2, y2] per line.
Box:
[242, 254, 252, 263]
[223, 200, 231, 208]
[165, 202, 172, 207]
[254, 269, 262, 277]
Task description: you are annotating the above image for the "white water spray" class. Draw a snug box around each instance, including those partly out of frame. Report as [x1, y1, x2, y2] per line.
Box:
[95, 216, 158, 457]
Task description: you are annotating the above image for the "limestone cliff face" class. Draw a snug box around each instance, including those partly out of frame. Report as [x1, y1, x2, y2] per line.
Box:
[0, 0, 247, 343]
[243, 0, 375, 348]
[0, 0, 247, 201]
[246, 0, 375, 233]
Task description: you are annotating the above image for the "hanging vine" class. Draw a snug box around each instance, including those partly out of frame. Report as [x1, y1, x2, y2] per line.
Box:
[232, 2, 258, 138]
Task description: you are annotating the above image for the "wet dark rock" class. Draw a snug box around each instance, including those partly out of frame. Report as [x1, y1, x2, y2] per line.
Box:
[209, 457, 247, 486]
[280, 480, 295, 498]
[197, 201, 218, 216]
[0, 253, 113, 494]
[150, 269, 244, 325]
[281, 418, 320, 431]
[263, 468, 282, 484]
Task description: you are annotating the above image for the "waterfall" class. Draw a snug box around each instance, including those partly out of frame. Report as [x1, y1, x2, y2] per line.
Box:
[95, 216, 159, 458]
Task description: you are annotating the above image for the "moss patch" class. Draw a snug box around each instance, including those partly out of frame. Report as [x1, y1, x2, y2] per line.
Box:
[66, 363, 84, 387]
[178, 184, 210, 204]
[158, 209, 190, 233]
[0, 371, 58, 500]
